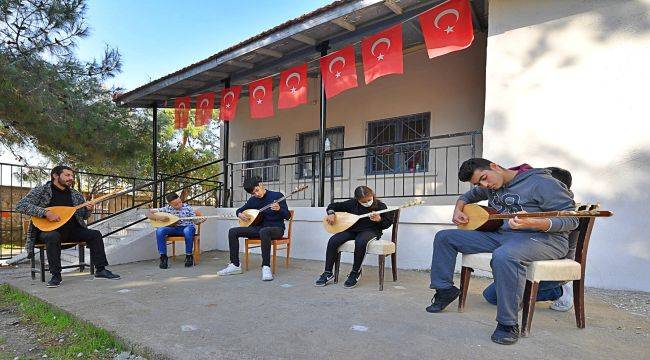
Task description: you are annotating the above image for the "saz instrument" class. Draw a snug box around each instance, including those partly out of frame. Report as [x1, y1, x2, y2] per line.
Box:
[457, 204, 614, 232]
[322, 199, 424, 234]
[148, 214, 236, 228]
[238, 185, 308, 227]
[31, 187, 129, 232]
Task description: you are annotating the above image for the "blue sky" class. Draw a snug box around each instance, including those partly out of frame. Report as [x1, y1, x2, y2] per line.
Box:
[76, 0, 331, 91]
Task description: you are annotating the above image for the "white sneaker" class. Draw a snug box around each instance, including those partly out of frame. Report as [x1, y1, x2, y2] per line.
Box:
[262, 266, 274, 281]
[550, 282, 574, 312]
[217, 263, 243, 276]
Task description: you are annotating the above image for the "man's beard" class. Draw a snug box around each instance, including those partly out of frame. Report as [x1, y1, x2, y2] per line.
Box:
[58, 179, 73, 189]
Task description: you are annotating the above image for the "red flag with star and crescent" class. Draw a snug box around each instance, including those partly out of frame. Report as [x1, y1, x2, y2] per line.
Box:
[278, 64, 308, 109]
[248, 77, 274, 119]
[419, 0, 474, 59]
[319, 45, 358, 99]
[194, 92, 215, 126]
[219, 86, 241, 121]
[173, 97, 191, 129]
[361, 24, 403, 84]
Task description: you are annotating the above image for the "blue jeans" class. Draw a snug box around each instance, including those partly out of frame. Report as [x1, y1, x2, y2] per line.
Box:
[156, 225, 196, 255]
[482, 281, 563, 306]
[430, 229, 568, 326]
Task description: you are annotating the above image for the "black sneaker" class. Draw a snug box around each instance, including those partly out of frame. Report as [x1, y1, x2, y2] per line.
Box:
[47, 274, 62, 288]
[314, 271, 334, 287]
[94, 269, 121, 280]
[159, 254, 168, 269]
[426, 286, 460, 313]
[184, 254, 194, 268]
[491, 323, 520, 345]
[343, 269, 362, 289]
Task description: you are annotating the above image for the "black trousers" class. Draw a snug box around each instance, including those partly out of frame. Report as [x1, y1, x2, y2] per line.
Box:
[37, 227, 108, 275]
[228, 226, 284, 267]
[324, 230, 381, 273]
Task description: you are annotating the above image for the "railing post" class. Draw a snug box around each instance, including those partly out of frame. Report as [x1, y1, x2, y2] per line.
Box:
[329, 153, 335, 204]
[229, 163, 234, 207]
[311, 154, 316, 207]
[470, 133, 476, 158]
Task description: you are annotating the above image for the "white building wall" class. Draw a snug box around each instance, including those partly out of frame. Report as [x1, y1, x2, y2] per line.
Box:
[484, 0, 650, 290]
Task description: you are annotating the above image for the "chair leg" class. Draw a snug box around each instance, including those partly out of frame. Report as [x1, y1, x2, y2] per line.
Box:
[244, 240, 249, 271]
[378, 255, 386, 291]
[458, 267, 473, 312]
[334, 252, 341, 283]
[285, 242, 291, 268]
[196, 236, 200, 264]
[172, 241, 176, 261]
[391, 252, 397, 281]
[39, 249, 45, 282]
[521, 281, 539, 337]
[89, 256, 94, 275]
[573, 279, 586, 328]
[78, 244, 85, 272]
[30, 251, 36, 280]
[272, 243, 277, 274]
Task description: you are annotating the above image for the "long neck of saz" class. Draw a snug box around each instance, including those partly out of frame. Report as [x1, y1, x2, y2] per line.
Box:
[257, 189, 303, 212]
[488, 211, 611, 220]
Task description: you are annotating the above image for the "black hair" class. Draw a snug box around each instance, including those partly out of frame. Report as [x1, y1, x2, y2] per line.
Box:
[354, 185, 380, 210]
[166, 193, 180, 203]
[50, 165, 73, 181]
[243, 176, 261, 194]
[547, 167, 572, 189]
[458, 158, 494, 182]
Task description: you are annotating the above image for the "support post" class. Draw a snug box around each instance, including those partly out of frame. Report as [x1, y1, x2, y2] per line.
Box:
[222, 78, 231, 208]
[152, 103, 158, 208]
[317, 41, 329, 206]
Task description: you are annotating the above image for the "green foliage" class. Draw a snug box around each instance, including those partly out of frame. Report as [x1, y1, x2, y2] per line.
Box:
[0, 0, 221, 179]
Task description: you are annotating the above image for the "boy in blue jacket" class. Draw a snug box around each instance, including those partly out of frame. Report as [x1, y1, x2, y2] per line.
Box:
[218, 177, 290, 281]
[426, 158, 578, 345]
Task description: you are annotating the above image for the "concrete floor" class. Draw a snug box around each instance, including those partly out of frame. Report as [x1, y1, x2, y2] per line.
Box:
[2, 251, 648, 360]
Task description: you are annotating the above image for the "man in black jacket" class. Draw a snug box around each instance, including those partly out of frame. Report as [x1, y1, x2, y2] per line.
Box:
[315, 186, 394, 288]
[15, 165, 120, 287]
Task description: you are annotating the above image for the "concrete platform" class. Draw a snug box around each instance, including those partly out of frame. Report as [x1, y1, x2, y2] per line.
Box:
[2, 251, 648, 360]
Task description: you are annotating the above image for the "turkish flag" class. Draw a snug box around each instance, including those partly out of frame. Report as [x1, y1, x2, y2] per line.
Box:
[319, 45, 358, 99]
[361, 24, 403, 84]
[219, 86, 241, 121]
[278, 64, 308, 109]
[419, 0, 474, 59]
[173, 97, 191, 129]
[248, 77, 274, 119]
[194, 92, 215, 126]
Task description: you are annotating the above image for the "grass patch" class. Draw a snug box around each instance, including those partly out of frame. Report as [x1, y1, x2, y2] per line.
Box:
[0, 284, 126, 359]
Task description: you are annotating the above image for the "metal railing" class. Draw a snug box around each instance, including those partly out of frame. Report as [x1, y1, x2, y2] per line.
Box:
[0, 160, 223, 260]
[228, 131, 480, 206]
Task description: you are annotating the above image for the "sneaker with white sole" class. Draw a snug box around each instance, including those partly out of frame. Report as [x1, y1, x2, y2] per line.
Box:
[262, 265, 274, 281]
[550, 282, 574, 312]
[217, 263, 243, 276]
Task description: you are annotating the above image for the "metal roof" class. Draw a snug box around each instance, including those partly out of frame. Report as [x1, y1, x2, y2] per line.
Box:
[114, 0, 488, 108]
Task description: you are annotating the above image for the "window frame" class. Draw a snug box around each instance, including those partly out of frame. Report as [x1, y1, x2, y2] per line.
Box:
[365, 112, 431, 175]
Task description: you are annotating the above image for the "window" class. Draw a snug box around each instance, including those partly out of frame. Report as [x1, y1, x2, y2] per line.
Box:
[296, 127, 344, 179]
[243, 137, 280, 181]
[366, 113, 430, 174]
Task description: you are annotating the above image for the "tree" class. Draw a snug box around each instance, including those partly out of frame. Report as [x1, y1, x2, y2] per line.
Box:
[0, 0, 150, 171]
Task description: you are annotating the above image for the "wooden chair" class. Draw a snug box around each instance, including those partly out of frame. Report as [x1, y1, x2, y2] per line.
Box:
[458, 204, 599, 336]
[334, 209, 401, 291]
[27, 220, 93, 282]
[166, 221, 202, 264]
[244, 210, 294, 274]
